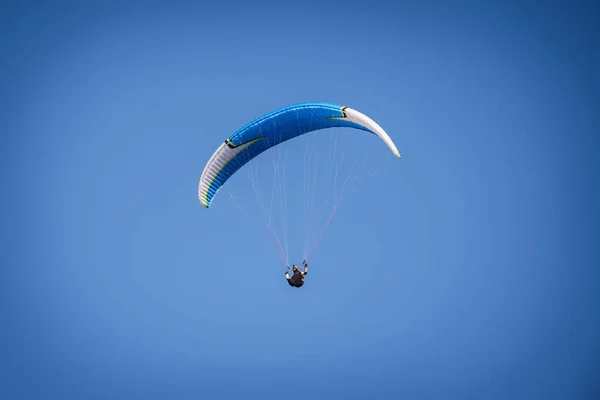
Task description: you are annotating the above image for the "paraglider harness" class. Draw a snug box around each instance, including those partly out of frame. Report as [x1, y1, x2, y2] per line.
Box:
[286, 261, 308, 288]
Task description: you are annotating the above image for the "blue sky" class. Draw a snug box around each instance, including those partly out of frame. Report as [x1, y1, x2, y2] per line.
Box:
[2, 1, 599, 399]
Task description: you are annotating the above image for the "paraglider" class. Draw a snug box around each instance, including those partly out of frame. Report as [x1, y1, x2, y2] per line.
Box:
[198, 102, 400, 286]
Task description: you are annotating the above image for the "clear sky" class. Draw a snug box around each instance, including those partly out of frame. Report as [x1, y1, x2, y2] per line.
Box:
[2, 1, 599, 399]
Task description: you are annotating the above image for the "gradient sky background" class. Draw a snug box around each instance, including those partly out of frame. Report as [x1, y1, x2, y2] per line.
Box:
[2, 1, 600, 399]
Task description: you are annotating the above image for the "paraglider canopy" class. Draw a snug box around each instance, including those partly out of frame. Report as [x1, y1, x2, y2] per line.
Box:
[198, 102, 400, 208]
